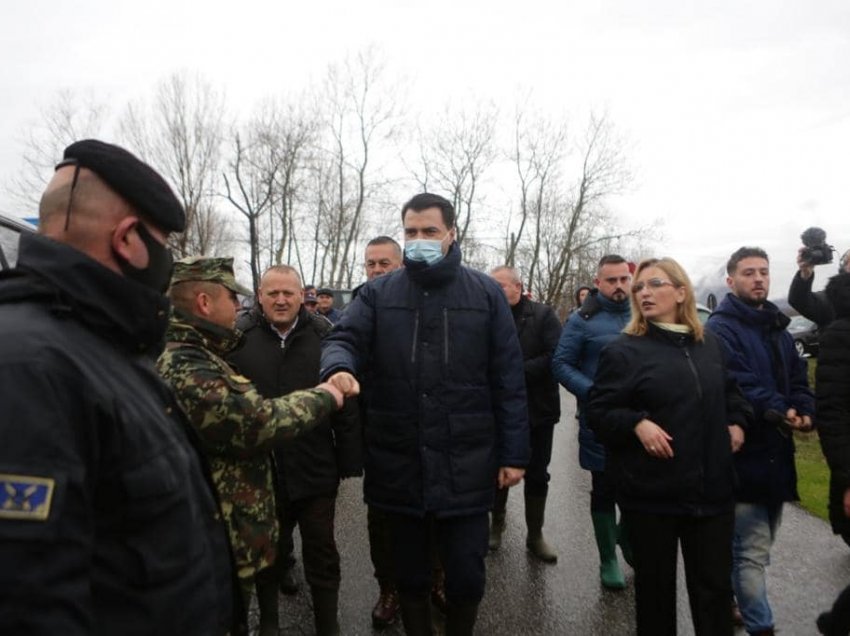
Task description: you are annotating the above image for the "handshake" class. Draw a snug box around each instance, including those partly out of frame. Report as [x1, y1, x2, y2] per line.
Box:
[316, 372, 361, 409]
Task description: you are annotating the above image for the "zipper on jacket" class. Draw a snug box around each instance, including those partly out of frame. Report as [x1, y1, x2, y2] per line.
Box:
[411, 310, 420, 364]
[443, 307, 449, 365]
[683, 348, 703, 401]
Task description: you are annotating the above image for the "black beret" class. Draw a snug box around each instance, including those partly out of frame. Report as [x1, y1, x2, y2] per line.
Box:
[316, 288, 334, 297]
[59, 139, 186, 233]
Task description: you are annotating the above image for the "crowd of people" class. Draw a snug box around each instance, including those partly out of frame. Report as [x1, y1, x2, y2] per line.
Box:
[0, 138, 848, 636]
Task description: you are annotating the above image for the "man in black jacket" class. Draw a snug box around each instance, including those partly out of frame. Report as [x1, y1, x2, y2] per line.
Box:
[788, 245, 850, 328]
[489, 266, 562, 563]
[814, 272, 850, 634]
[0, 140, 237, 634]
[359, 236, 406, 628]
[321, 193, 529, 636]
[229, 265, 361, 636]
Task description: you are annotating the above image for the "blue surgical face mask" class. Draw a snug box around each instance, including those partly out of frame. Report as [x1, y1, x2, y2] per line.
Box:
[405, 238, 446, 265]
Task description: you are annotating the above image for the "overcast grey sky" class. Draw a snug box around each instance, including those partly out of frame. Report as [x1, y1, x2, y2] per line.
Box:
[1, 0, 848, 293]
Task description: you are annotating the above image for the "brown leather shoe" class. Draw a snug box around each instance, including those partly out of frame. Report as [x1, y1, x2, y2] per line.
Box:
[430, 579, 448, 616]
[371, 586, 400, 629]
[732, 600, 744, 626]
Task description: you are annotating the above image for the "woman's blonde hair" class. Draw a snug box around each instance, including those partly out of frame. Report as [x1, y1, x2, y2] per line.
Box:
[623, 257, 704, 342]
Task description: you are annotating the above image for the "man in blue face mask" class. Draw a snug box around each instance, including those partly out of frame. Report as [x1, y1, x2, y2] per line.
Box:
[321, 193, 530, 635]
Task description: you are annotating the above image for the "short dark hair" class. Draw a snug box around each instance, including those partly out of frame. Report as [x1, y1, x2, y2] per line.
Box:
[597, 254, 627, 272]
[726, 247, 769, 275]
[367, 235, 401, 253]
[598, 254, 626, 268]
[401, 193, 455, 229]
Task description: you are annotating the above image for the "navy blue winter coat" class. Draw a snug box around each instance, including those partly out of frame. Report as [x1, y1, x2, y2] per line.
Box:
[320, 243, 530, 517]
[551, 291, 630, 471]
[707, 293, 815, 504]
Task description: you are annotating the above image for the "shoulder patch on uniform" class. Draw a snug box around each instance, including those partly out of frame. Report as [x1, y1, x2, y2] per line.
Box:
[0, 474, 55, 521]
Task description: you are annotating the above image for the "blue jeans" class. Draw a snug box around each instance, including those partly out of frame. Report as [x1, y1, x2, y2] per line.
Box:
[732, 502, 783, 633]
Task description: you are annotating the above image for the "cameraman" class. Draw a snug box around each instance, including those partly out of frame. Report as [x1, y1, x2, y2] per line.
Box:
[789, 246, 850, 328]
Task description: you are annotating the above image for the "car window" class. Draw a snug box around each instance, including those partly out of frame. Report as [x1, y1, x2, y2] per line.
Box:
[0, 216, 35, 270]
[0, 224, 21, 269]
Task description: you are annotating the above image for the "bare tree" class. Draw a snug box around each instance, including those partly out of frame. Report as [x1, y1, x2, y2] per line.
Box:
[5, 89, 107, 213]
[222, 98, 318, 292]
[522, 113, 638, 310]
[412, 101, 498, 248]
[504, 106, 568, 273]
[308, 47, 401, 288]
[120, 72, 228, 257]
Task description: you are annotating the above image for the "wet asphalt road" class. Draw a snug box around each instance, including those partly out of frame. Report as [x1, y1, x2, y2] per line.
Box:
[264, 392, 850, 635]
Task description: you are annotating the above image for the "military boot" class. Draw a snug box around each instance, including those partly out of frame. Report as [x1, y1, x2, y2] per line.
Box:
[311, 587, 340, 636]
[399, 593, 434, 636]
[525, 494, 558, 563]
[488, 487, 509, 551]
[255, 567, 280, 636]
[591, 511, 626, 590]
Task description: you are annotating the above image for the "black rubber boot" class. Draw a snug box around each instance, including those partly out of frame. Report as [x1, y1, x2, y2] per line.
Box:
[399, 593, 433, 636]
[311, 587, 340, 636]
[255, 567, 280, 636]
[445, 602, 479, 636]
[489, 488, 509, 551]
[525, 494, 558, 563]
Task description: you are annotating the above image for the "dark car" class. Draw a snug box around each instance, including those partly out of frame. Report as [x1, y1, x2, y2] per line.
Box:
[787, 314, 819, 357]
[0, 214, 36, 270]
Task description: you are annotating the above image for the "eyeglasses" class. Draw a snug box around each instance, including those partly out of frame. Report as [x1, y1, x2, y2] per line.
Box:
[632, 278, 676, 294]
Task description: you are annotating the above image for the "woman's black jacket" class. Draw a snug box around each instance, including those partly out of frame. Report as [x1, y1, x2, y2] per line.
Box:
[587, 323, 752, 516]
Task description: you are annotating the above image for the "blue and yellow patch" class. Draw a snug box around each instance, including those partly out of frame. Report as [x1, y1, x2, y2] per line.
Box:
[0, 474, 54, 521]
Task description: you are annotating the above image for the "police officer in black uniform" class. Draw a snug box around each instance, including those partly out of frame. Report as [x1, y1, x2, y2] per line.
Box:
[0, 140, 238, 635]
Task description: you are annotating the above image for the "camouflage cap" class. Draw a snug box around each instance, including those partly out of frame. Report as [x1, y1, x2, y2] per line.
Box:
[170, 256, 253, 296]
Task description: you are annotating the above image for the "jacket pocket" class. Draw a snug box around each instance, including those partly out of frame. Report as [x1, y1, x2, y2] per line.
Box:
[364, 410, 422, 505]
[120, 453, 204, 584]
[448, 413, 497, 494]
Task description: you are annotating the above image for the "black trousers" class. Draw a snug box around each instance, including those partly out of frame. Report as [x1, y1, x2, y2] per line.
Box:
[276, 492, 341, 591]
[524, 424, 555, 496]
[624, 509, 734, 636]
[388, 511, 488, 605]
[367, 504, 395, 587]
[590, 469, 617, 513]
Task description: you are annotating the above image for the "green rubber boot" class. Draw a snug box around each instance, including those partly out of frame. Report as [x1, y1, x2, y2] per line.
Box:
[591, 511, 626, 590]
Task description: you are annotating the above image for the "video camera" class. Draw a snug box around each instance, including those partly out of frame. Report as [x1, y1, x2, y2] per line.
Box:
[800, 227, 835, 266]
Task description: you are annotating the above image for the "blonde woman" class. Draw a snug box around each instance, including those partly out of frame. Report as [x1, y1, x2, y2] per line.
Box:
[587, 257, 751, 636]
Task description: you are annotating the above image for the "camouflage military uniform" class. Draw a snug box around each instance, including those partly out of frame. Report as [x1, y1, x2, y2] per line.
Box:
[157, 262, 336, 586]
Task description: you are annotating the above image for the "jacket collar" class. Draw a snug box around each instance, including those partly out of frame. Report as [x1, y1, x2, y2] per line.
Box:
[404, 241, 462, 289]
[578, 289, 631, 320]
[167, 307, 244, 357]
[716, 292, 789, 330]
[11, 233, 171, 356]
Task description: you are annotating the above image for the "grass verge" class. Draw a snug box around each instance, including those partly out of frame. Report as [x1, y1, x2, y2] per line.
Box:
[795, 358, 829, 521]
